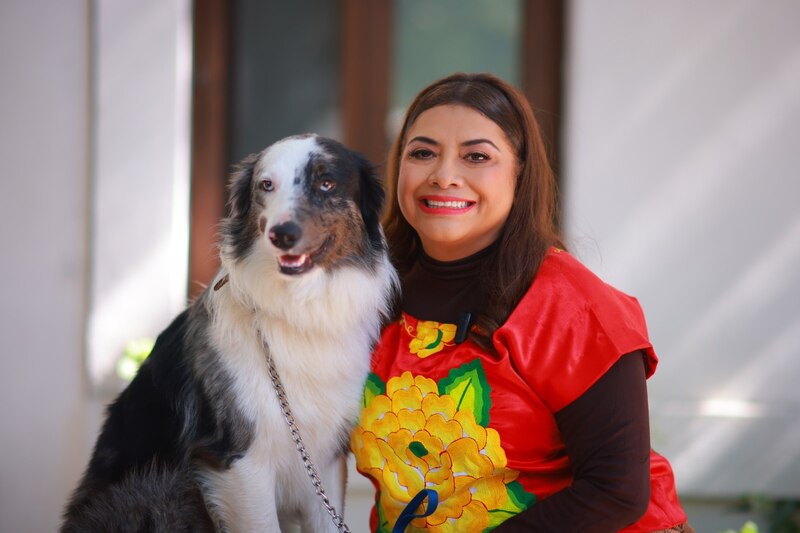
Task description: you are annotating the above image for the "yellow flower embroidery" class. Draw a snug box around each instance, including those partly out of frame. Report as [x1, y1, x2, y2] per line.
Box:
[406, 319, 457, 358]
[352, 369, 529, 533]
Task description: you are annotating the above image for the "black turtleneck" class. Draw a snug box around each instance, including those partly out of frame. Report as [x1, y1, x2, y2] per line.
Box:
[401, 243, 494, 324]
[400, 246, 652, 532]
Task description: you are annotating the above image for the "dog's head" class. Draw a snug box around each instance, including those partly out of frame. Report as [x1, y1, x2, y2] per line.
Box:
[220, 134, 386, 276]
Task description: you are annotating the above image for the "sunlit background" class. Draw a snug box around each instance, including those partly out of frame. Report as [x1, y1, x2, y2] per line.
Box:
[1, 1, 798, 532]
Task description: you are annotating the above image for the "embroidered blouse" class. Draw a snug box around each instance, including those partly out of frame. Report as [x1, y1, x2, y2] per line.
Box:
[350, 248, 687, 532]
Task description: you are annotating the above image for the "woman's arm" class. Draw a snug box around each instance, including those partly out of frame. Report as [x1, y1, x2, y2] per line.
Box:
[495, 351, 651, 533]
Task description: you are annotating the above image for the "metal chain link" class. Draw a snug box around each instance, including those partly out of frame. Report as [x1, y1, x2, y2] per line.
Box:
[262, 339, 351, 533]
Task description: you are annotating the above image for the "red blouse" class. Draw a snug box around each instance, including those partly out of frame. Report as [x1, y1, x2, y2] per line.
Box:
[351, 248, 687, 532]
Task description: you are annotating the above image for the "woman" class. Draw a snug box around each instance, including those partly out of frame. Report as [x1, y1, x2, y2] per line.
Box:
[350, 72, 694, 533]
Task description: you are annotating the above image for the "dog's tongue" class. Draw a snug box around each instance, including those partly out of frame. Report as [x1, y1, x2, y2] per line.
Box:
[278, 254, 310, 269]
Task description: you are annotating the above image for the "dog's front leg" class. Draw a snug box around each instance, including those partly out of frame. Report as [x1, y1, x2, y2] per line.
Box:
[212, 454, 282, 533]
[298, 454, 348, 533]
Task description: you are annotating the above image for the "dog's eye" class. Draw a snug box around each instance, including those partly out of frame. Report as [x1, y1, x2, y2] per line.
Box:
[260, 179, 274, 192]
[319, 179, 336, 193]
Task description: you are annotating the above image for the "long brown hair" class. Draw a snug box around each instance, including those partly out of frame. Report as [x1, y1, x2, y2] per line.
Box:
[383, 72, 562, 350]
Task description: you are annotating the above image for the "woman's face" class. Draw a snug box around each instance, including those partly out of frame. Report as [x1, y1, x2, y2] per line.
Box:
[397, 104, 517, 261]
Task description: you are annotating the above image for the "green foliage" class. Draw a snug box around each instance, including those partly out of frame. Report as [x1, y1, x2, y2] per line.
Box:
[116, 337, 155, 381]
[731, 495, 800, 533]
[720, 521, 760, 533]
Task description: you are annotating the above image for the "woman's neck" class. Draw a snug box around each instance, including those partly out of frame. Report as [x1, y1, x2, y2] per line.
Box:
[401, 242, 496, 324]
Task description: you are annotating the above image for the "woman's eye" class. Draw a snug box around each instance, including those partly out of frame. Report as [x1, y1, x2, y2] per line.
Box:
[466, 152, 489, 162]
[319, 179, 336, 192]
[260, 179, 274, 192]
[409, 148, 434, 160]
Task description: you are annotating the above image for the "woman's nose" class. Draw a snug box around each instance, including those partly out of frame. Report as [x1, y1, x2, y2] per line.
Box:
[427, 157, 462, 188]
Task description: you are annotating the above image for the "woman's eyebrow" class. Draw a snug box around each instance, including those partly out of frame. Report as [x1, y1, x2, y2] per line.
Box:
[407, 136, 500, 151]
[462, 138, 500, 150]
[407, 135, 438, 146]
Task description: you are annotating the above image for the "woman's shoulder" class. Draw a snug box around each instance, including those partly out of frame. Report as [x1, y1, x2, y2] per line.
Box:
[494, 248, 657, 411]
[536, 247, 621, 296]
[522, 247, 644, 323]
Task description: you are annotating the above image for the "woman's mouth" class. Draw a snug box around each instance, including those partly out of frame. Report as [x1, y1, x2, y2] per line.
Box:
[419, 197, 475, 213]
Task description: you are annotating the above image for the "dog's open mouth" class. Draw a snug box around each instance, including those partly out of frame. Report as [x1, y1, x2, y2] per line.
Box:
[277, 236, 333, 275]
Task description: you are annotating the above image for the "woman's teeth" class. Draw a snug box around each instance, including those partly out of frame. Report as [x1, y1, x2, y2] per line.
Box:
[424, 199, 471, 208]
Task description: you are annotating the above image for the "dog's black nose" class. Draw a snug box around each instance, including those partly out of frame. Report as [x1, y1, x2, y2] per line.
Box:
[269, 222, 302, 250]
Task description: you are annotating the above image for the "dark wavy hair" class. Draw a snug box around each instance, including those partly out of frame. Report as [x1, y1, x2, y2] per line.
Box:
[383, 72, 563, 350]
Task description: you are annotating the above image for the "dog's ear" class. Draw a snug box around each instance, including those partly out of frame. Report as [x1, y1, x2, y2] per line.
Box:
[227, 152, 260, 219]
[354, 152, 385, 251]
[221, 152, 260, 259]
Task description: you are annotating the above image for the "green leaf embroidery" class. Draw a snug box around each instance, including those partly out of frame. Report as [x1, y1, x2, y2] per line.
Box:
[438, 359, 491, 425]
[506, 480, 537, 510]
[485, 481, 537, 530]
[424, 328, 444, 350]
[363, 372, 386, 408]
[376, 492, 391, 533]
[408, 441, 429, 458]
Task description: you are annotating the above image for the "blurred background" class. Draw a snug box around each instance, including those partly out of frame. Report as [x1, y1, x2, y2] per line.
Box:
[1, 0, 799, 531]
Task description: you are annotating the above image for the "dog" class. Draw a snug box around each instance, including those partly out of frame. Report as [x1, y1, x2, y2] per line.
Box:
[62, 134, 398, 532]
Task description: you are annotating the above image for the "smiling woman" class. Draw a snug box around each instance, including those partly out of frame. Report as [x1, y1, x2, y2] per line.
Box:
[397, 105, 517, 262]
[350, 73, 695, 533]
[383, 73, 559, 351]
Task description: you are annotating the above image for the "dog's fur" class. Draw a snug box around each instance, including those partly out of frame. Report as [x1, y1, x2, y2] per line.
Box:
[62, 135, 398, 532]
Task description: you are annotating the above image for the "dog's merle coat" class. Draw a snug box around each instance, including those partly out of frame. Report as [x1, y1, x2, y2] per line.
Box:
[62, 135, 397, 532]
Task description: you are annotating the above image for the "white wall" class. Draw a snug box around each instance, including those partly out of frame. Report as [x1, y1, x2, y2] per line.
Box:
[0, 2, 93, 532]
[88, 0, 192, 395]
[0, 1, 191, 531]
[565, 0, 800, 498]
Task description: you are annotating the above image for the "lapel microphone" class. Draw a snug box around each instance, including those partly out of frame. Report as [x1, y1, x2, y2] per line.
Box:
[455, 311, 472, 344]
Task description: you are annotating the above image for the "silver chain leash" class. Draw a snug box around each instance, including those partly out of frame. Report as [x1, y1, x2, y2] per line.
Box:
[263, 341, 351, 533]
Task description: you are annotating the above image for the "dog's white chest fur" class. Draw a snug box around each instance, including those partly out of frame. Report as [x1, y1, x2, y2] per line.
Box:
[218, 297, 371, 459]
[203, 262, 394, 532]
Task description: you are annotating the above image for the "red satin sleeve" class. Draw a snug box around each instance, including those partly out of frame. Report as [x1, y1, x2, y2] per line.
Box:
[493, 249, 659, 412]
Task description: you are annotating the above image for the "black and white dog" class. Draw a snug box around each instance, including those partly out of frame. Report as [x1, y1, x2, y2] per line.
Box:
[62, 135, 398, 532]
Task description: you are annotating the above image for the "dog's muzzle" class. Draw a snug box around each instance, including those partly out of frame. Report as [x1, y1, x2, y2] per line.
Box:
[269, 221, 302, 250]
[269, 222, 333, 276]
